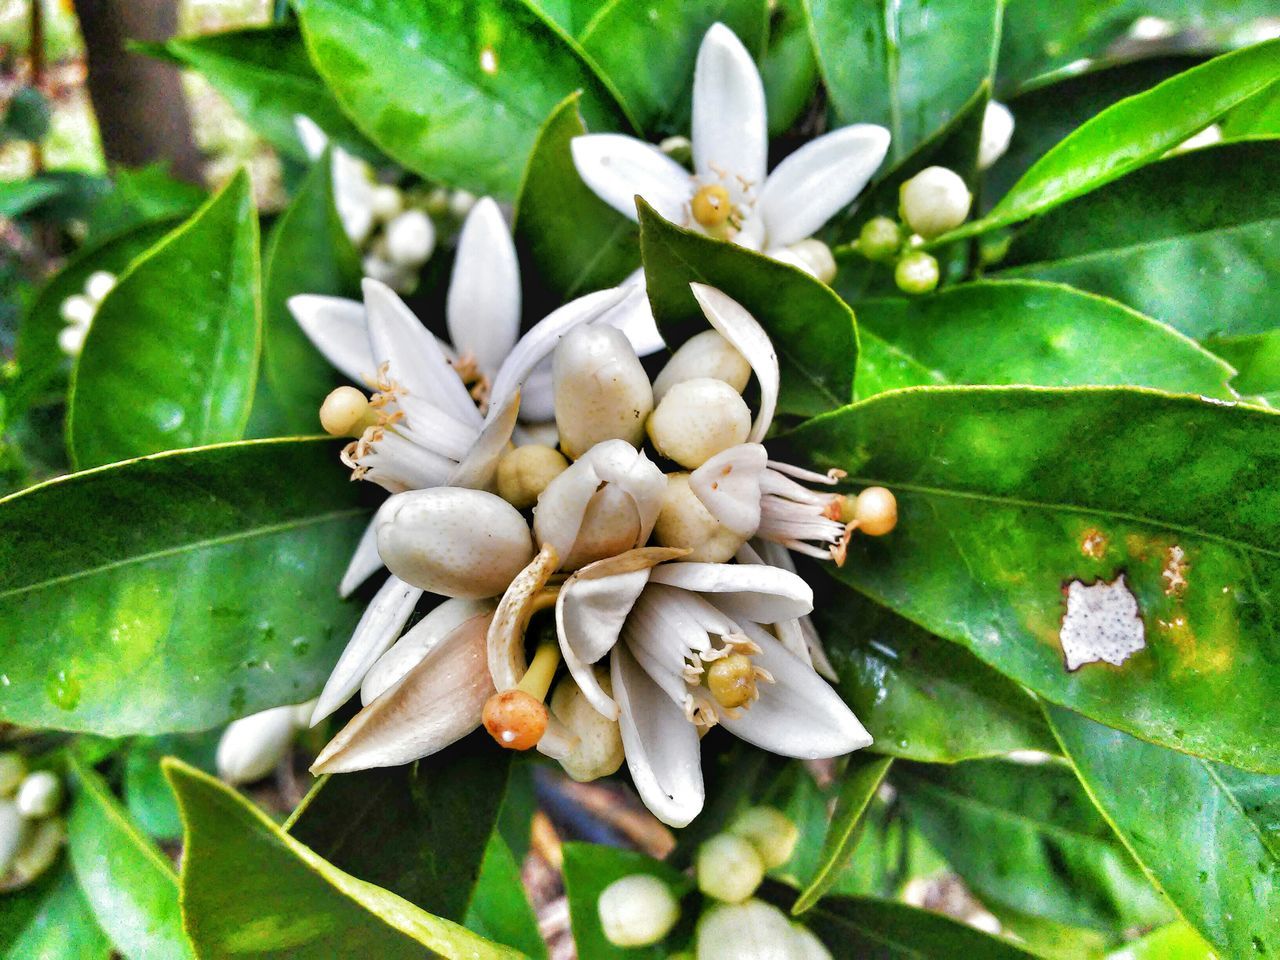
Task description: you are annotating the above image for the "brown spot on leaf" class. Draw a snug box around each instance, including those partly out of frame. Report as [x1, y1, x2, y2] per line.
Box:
[1080, 528, 1108, 559]
[1059, 575, 1146, 671]
[1162, 545, 1188, 597]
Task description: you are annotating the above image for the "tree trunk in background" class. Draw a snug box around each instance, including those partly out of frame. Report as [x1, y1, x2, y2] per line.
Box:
[72, 0, 203, 183]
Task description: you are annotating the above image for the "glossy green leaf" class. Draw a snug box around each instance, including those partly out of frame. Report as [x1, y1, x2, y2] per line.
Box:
[84, 164, 205, 242]
[66, 756, 194, 960]
[464, 834, 547, 960]
[254, 149, 361, 435]
[0, 438, 371, 734]
[1223, 81, 1280, 137]
[1046, 705, 1280, 958]
[814, 589, 1057, 763]
[804, 0, 1002, 162]
[996, 140, 1280, 342]
[165, 759, 525, 959]
[578, 0, 767, 135]
[781, 387, 1280, 771]
[294, 0, 631, 198]
[853, 281, 1236, 400]
[1106, 923, 1215, 960]
[0, 866, 112, 960]
[962, 40, 1280, 237]
[792, 754, 893, 914]
[68, 170, 261, 468]
[638, 199, 855, 419]
[124, 731, 220, 841]
[561, 842, 693, 960]
[526, 0, 605, 35]
[760, 0, 819, 137]
[1213, 331, 1280, 406]
[0, 177, 62, 218]
[896, 759, 1171, 934]
[512, 94, 638, 305]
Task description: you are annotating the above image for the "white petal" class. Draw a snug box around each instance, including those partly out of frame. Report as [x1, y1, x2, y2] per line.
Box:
[332, 149, 377, 247]
[692, 23, 767, 186]
[447, 389, 520, 490]
[690, 284, 778, 442]
[361, 598, 494, 703]
[591, 443, 667, 547]
[338, 518, 383, 598]
[688, 443, 767, 538]
[519, 359, 556, 423]
[446, 197, 521, 380]
[648, 561, 812, 622]
[217, 705, 301, 785]
[571, 134, 692, 224]
[287, 294, 375, 386]
[310, 575, 423, 725]
[363, 279, 482, 428]
[613, 647, 705, 827]
[757, 125, 891, 248]
[720, 631, 870, 758]
[532, 448, 605, 561]
[746, 539, 836, 679]
[601, 271, 665, 357]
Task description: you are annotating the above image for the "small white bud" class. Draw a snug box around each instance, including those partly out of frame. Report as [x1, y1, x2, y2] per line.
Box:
[696, 832, 765, 904]
[598, 874, 680, 947]
[57, 323, 89, 357]
[790, 924, 834, 960]
[899, 166, 972, 240]
[696, 900, 801, 960]
[729, 806, 799, 869]
[449, 189, 477, 218]
[362, 252, 408, 287]
[895, 251, 940, 295]
[548, 671, 624, 782]
[647, 378, 751, 469]
[652, 330, 751, 403]
[377, 487, 535, 598]
[369, 184, 404, 222]
[216, 704, 303, 785]
[423, 187, 450, 216]
[978, 101, 1015, 170]
[776, 239, 837, 284]
[14, 772, 61, 819]
[496, 444, 569, 510]
[384, 209, 436, 267]
[652, 473, 745, 563]
[3, 816, 64, 891]
[553, 325, 654, 460]
[0, 753, 27, 796]
[0, 800, 27, 878]
[59, 294, 95, 327]
[84, 270, 117, 304]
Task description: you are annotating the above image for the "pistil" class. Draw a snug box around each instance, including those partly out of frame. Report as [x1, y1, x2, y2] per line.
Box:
[483, 638, 562, 751]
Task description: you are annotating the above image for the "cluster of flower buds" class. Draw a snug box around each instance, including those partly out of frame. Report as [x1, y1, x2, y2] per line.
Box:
[0, 753, 65, 891]
[696, 805, 798, 903]
[215, 700, 316, 786]
[57, 269, 115, 356]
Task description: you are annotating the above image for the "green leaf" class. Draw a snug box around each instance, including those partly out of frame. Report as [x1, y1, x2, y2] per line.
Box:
[164, 759, 526, 959]
[852, 281, 1236, 400]
[761, 0, 820, 138]
[996, 140, 1280, 342]
[814, 589, 1057, 763]
[464, 834, 547, 960]
[1213, 330, 1280, 406]
[254, 149, 361, 435]
[638, 199, 855, 419]
[962, 40, 1280, 237]
[780, 387, 1280, 771]
[0, 866, 112, 960]
[1223, 81, 1280, 137]
[526, 0, 605, 35]
[68, 170, 261, 469]
[896, 759, 1171, 935]
[66, 756, 194, 960]
[124, 731, 220, 841]
[0, 438, 371, 735]
[0, 177, 62, 218]
[85, 164, 206, 242]
[512, 94, 638, 305]
[1046, 705, 1280, 958]
[294, 0, 632, 198]
[578, 0, 767, 136]
[804, 0, 1002, 163]
[791, 754, 893, 914]
[561, 843, 693, 960]
[1105, 923, 1215, 960]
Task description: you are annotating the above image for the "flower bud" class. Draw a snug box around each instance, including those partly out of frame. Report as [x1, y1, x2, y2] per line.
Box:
[361, 252, 413, 292]
[496, 444, 569, 510]
[57, 324, 89, 356]
[894, 251, 939, 295]
[858, 216, 902, 262]
[553, 325, 654, 460]
[653, 473, 745, 563]
[0, 800, 27, 878]
[696, 900, 802, 960]
[548, 671, 624, 782]
[978, 101, 1014, 170]
[449, 189, 477, 218]
[660, 134, 693, 164]
[652, 330, 751, 404]
[899, 166, 972, 239]
[216, 704, 303, 785]
[0, 753, 26, 796]
[598, 874, 680, 947]
[15, 772, 61, 819]
[377, 487, 535, 598]
[59, 294, 95, 327]
[791, 924, 834, 960]
[370, 184, 404, 222]
[84, 270, 117, 304]
[728, 806, 799, 869]
[783, 239, 837, 283]
[384, 209, 436, 267]
[647, 378, 751, 469]
[696, 833, 765, 903]
[2, 817, 64, 892]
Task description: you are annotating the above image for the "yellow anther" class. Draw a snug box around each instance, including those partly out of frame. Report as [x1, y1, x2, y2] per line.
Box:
[691, 184, 733, 229]
[706, 653, 758, 709]
[319, 386, 377, 437]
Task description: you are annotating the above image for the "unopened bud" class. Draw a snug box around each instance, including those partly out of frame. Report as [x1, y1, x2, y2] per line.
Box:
[496, 444, 569, 509]
[423, 187, 450, 216]
[377, 488, 535, 598]
[978, 101, 1014, 170]
[696, 833, 765, 903]
[384, 209, 436, 267]
[647, 378, 750, 469]
[729, 806, 799, 869]
[696, 900, 801, 960]
[791, 923, 834, 960]
[449, 189, 477, 219]
[653, 473, 744, 563]
[652, 330, 751, 403]
[362, 252, 413, 291]
[15, 772, 61, 819]
[59, 294, 95, 327]
[549, 671, 624, 781]
[370, 184, 404, 222]
[84, 270, 117, 303]
[216, 704, 303, 785]
[0, 753, 26, 796]
[858, 216, 902, 262]
[0, 801, 26, 878]
[778, 239, 837, 284]
[598, 874, 680, 947]
[2, 816, 64, 891]
[57, 324, 89, 356]
[659, 134, 692, 164]
[899, 166, 972, 240]
[894, 251, 939, 295]
[553, 325, 653, 460]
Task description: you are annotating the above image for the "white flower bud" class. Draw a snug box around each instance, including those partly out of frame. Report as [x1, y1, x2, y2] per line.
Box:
[775, 239, 837, 284]
[652, 330, 751, 403]
[496, 444, 569, 510]
[598, 874, 680, 947]
[15, 772, 61, 819]
[553, 325, 654, 460]
[895, 251, 940, 296]
[59, 294, 95, 327]
[647, 378, 751, 469]
[652, 473, 745, 563]
[57, 323, 89, 357]
[696, 900, 797, 960]
[423, 187, 450, 216]
[384, 209, 436, 267]
[0, 753, 26, 796]
[377, 487, 535, 598]
[2, 816, 64, 891]
[449, 189, 477, 218]
[370, 184, 404, 222]
[216, 704, 303, 785]
[362, 252, 411, 290]
[978, 101, 1015, 170]
[84, 270, 117, 304]
[696, 833, 765, 904]
[791, 924, 834, 960]
[548, 670, 624, 782]
[0, 801, 27, 878]
[899, 166, 972, 239]
[729, 807, 799, 869]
